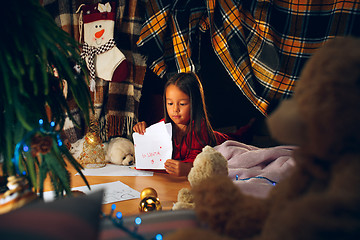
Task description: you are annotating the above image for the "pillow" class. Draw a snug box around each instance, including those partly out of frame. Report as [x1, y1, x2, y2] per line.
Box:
[0, 190, 103, 240]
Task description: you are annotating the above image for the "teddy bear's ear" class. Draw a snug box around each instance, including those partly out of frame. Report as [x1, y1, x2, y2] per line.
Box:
[267, 98, 305, 145]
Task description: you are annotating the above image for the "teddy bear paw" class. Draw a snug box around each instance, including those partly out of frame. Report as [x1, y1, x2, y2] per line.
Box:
[172, 188, 195, 210]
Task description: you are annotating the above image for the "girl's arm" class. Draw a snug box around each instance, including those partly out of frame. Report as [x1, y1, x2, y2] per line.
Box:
[164, 159, 193, 177]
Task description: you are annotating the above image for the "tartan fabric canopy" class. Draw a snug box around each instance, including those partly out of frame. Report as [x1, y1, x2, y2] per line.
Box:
[137, 0, 360, 115]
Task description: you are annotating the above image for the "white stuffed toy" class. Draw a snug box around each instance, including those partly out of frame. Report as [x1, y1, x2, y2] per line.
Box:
[70, 136, 135, 166]
[104, 137, 135, 165]
[172, 146, 228, 210]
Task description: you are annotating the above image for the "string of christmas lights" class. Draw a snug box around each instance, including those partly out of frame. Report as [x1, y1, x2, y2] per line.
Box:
[103, 204, 163, 240]
[236, 174, 277, 186]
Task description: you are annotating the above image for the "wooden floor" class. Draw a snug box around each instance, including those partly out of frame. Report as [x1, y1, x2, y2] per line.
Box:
[63, 167, 190, 216]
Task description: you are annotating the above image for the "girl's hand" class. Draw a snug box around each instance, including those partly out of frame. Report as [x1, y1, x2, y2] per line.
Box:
[133, 121, 147, 135]
[164, 159, 193, 177]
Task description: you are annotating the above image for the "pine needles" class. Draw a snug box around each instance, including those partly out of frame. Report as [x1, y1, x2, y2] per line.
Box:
[0, 0, 92, 197]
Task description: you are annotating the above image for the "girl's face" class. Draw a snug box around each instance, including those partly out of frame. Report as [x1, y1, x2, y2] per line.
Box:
[165, 84, 191, 128]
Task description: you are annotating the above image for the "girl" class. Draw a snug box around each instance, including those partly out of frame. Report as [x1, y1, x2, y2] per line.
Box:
[133, 72, 230, 176]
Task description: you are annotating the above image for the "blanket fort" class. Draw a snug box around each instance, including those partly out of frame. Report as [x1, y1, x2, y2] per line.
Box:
[133, 122, 172, 169]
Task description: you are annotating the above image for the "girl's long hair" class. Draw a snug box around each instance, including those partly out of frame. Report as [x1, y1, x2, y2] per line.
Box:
[163, 72, 217, 148]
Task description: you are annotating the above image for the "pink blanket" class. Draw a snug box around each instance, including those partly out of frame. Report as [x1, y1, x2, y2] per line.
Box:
[214, 140, 296, 198]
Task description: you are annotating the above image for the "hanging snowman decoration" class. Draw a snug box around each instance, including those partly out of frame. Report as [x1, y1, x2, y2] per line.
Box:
[79, 2, 128, 92]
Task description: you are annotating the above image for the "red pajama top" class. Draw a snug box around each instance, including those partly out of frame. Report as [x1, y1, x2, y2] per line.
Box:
[170, 121, 230, 163]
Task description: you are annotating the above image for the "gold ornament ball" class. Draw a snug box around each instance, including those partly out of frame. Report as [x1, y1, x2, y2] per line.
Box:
[139, 187, 162, 212]
[139, 196, 162, 212]
[85, 132, 101, 146]
[140, 187, 158, 200]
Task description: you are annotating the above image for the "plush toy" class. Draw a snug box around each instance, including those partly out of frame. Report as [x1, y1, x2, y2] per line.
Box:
[166, 37, 360, 239]
[70, 136, 135, 166]
[172, 146, 228, 210]
[104, 137, 135, 165]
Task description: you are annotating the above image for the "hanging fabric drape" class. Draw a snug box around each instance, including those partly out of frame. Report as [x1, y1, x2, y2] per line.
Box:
[137, 0, 360, 115]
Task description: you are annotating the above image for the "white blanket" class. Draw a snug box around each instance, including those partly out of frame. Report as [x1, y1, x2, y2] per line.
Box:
[214, 140, 296, 198]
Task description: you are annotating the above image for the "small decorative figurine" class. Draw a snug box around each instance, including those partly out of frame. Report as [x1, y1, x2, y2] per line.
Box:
[79, 118, 106, 168]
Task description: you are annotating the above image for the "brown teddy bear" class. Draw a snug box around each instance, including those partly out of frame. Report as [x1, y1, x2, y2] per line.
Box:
[172, 146, 228, 210]
[166, 37, 360, 239]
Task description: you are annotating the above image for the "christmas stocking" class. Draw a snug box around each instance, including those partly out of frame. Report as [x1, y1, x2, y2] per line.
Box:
[80, 2, 128, 91]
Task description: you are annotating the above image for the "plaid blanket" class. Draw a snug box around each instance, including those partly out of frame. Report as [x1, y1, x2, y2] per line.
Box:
[41, 0, 147, 142]
[137, 0, 360, 115]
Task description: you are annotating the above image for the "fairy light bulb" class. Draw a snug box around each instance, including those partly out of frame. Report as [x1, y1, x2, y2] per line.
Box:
[23, 145, 29, 152]
[110, 204, 116, 214]
[135, 217, 142, 225]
